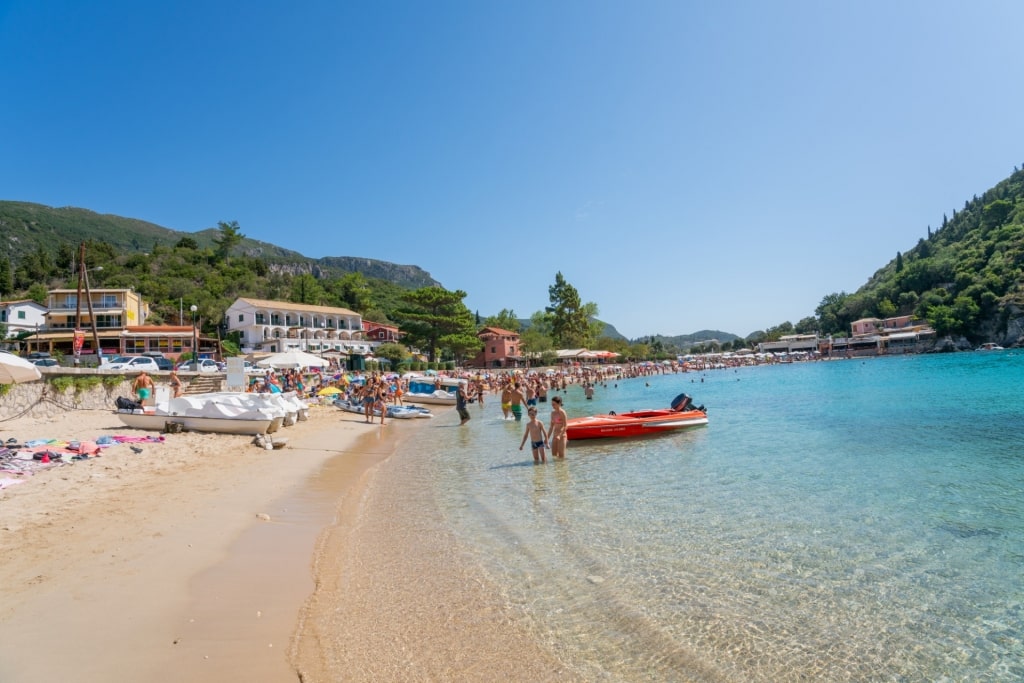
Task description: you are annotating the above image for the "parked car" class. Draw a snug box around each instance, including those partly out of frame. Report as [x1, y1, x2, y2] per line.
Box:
[140, 352, 173, 371]
[101, 356, 161, 372]
[30, 358, 60, 367]
[176, 359, 219, 373]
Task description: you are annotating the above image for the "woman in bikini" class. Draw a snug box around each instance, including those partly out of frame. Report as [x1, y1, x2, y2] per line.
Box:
[548, 394, 567, 459]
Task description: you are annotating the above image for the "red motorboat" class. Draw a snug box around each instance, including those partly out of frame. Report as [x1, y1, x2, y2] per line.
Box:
[566, 394, 708, 441]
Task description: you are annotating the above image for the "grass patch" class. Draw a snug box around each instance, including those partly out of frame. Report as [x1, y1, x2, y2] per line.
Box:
[48, 375, 112, 394]
[49, 376, 75, 393]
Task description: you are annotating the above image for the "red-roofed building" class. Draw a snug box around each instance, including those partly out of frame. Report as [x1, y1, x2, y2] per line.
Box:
[470, 327, 523, 368]
[362, 320, 402, 344]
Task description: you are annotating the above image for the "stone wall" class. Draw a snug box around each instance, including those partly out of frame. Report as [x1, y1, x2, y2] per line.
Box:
[0, 373, 138, 422]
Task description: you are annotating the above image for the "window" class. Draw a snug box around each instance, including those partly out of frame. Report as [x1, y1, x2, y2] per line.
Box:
[255, 313, 266, 325]
[491, 346, 496, 354]
[17, 310, 26, 320]
[100, 295, 118, 308]
[238, 314, 245, 322]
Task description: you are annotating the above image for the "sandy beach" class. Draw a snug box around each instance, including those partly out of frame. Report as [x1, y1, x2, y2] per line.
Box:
[1, 400, 572, 682]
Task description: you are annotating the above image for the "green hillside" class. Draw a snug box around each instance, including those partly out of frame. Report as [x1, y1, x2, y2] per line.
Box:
[812, 166, 1024, 345]
[0, 201, 439, 289]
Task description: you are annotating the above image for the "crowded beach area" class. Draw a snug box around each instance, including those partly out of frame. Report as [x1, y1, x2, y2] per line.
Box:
[0, 357, 716, 682]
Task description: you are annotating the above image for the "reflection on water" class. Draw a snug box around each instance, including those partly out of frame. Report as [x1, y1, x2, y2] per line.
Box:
[413, 356, 1024, 680]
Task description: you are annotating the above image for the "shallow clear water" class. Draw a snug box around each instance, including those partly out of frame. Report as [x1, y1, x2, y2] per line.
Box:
[412, 353, 1024, 681]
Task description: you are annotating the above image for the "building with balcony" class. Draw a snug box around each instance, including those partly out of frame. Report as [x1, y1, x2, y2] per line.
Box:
[362, 320, 402, 343]
[757, 334, 820, 355]
[27, 288, 150, 357]
[822, 316, 936, 357]
[469, 327, 523, 368]
[225, 297, 372, 363]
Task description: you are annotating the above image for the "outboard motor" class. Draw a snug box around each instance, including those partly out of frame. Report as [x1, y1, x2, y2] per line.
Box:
[670, 393, 693, 412]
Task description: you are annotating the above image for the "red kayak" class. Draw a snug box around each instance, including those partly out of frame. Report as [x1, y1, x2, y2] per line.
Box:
[566, 407, 708, 441]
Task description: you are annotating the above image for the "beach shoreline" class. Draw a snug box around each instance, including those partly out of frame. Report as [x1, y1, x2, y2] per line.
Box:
[1, 399, 574, 682]
[0, 403, 382, 682]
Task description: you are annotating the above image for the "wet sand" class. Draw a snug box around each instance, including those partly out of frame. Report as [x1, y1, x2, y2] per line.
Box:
[1, 402, 575, 681]
[292, 423, 576, 682]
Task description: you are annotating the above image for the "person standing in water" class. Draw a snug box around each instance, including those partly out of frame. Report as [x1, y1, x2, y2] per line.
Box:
[508, 382, 528, 422]
[456, 382, 471, 425]
[519, 407, 549, 464]
[548, 394, 567, 459]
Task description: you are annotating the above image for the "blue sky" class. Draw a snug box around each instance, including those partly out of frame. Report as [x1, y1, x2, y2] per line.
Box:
[2, 1, 1022, 339]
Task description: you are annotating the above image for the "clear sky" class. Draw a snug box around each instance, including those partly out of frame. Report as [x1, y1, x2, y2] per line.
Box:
[2, 1, 1022, 339]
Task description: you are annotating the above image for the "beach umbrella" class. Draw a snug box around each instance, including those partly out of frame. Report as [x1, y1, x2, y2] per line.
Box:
[317, 386, 342, 396]
[0, 352, 42, 385]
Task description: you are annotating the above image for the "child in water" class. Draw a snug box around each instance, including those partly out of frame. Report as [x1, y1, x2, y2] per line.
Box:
[519, 407, 549, 464]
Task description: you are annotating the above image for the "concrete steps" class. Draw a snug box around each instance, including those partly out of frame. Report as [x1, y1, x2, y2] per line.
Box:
[183, 374, 223, 395]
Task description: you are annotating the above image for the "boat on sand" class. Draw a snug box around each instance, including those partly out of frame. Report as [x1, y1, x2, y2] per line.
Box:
[114, 392, 308, 435]
[566, 393, 708, 441]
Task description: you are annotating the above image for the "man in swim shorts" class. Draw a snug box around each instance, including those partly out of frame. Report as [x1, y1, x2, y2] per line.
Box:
[500, 384, 512, 420]
[508, 382, 527, 421]
[133, 371, 155, 404]
[456, 382, 471, 425]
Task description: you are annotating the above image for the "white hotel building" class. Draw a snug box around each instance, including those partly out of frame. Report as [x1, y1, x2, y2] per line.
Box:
[224, 297, 373, 358]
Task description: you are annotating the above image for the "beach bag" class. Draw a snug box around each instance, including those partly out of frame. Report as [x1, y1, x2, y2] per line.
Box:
[116, 396, 143, 411]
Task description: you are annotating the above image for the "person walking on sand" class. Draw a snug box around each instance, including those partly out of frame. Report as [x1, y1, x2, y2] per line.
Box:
[132, 371, 155, 404]
[456, 382, 471, 425]
[374, 382, 387, 425]
[519, 407, 549, 464]
[548, 394, 568, 459]
[168, 370, 183, 398]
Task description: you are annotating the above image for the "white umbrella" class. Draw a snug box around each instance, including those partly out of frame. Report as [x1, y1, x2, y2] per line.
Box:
[0, 352, 42, 384]
[256, 350, 330, 369]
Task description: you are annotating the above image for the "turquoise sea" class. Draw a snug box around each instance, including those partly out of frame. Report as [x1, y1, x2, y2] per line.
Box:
[410, 353, 1024, 681]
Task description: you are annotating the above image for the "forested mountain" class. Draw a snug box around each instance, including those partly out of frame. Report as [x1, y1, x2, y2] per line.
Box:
[810, 166, 1024, 347]
[0, 203, 439, 338]
[0, 202, 438, 289]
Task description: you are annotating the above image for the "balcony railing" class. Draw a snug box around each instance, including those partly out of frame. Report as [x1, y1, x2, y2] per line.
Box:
[49, 302, 125, 311]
